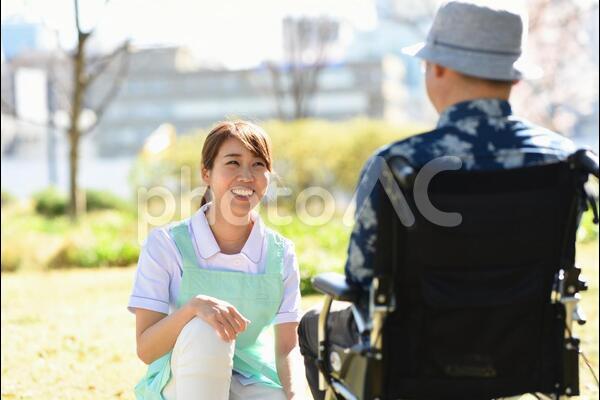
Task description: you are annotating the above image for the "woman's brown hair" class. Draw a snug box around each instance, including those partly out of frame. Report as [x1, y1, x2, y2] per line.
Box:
[200, 121, 273, 206]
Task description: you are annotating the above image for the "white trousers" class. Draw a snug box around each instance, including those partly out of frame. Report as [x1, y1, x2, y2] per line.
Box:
[163, 317, 286, 400]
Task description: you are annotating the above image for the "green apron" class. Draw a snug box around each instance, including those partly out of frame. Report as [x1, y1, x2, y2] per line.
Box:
[135, 218, 285, 399]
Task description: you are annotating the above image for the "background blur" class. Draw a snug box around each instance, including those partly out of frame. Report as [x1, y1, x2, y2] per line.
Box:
[1, 0, 598, 399]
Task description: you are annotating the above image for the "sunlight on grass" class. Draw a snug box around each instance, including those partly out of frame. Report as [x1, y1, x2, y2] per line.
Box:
[1, 242, 598, 399]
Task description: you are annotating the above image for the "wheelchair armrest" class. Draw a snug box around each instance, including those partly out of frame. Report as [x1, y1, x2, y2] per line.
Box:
[312, 272, 360, 303]
[569, 148, 599, 178]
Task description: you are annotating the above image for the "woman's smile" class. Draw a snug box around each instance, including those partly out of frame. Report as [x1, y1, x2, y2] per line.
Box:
[230, 186, 255, 201]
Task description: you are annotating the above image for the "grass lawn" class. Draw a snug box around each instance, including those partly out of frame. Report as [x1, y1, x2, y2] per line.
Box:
[1, 242, 598, 399]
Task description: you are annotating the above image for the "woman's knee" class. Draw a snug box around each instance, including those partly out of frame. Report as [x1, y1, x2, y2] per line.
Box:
[175, 317, 235, 358]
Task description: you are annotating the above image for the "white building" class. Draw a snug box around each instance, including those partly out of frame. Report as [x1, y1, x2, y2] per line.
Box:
[90, 46, 413, 156]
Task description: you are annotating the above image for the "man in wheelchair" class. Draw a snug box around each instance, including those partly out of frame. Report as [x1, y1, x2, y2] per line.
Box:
[298, 2, 599, 399]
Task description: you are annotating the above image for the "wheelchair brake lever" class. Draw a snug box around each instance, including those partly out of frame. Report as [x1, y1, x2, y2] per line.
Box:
[350, 342, 370, 356]
[349, 341, 383, 360]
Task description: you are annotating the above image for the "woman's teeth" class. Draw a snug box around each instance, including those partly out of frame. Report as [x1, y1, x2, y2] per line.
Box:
[231, 188, 254, 197]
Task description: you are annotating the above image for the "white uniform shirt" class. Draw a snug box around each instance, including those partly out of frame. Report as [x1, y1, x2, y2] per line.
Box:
[128, 204, 301, 325]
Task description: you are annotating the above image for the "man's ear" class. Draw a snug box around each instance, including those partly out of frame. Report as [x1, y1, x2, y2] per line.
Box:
[434, 63, 447, 78]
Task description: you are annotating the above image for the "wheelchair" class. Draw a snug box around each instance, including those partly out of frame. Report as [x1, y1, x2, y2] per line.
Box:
[313, 149, 599, 400]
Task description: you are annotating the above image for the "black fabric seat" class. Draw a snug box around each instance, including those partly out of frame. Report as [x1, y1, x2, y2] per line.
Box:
[313, 149, 598, 400]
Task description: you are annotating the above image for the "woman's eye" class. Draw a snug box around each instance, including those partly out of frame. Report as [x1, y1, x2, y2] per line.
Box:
[226, 160, 239, 166]
[253, 161, 265, 167]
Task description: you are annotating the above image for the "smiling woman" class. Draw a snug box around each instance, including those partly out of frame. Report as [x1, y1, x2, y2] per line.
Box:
[130, 120, 306, 400]
[199, 121, 273, 221]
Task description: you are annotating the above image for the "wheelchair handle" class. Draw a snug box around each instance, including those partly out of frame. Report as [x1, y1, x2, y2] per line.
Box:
[569, 148, 599, 178]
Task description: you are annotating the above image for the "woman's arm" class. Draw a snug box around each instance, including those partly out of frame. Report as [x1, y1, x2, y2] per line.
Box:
[135, 305, 194, 364]
[275, 322, 307, 400]
[135, 296, 250, 365]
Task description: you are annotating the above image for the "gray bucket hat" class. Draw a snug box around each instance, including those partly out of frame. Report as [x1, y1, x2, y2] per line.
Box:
[402, 1, 542, 81]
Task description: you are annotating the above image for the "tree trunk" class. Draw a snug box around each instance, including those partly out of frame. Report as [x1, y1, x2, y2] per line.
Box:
[68, 32, 88, 221]
[68, 129, 82, 220]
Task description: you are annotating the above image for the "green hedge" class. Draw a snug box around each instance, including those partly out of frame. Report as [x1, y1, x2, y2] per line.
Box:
[1, 247, 22, 272]
[49, 238, 139, 269]
[264, 213, 350, 295]
[46, 209, 140, 268]
[34, 187, 67, 217]
[130, 118, 427, 197]
[2, 204, 140, 270]
[33, 188, 133, 217]
[86, 189, 133, 213]
[1, 189, 15, 207]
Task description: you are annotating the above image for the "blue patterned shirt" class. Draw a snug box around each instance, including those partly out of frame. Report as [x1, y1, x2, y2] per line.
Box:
[345, 98, 577, 290]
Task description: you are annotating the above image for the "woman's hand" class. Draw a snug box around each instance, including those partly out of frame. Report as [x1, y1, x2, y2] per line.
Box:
[186, 295, 250, 342]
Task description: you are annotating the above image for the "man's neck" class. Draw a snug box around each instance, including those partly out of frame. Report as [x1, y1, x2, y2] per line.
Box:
[437, 83, 511, 114]
[438, 94, 509, 115]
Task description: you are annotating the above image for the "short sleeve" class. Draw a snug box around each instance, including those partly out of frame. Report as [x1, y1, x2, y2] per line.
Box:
[127, 228, 181, 315]
[273, 240, 301, 325]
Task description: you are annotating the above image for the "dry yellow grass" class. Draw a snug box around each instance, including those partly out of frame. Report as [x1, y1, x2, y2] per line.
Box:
[1, 243, 598, 399]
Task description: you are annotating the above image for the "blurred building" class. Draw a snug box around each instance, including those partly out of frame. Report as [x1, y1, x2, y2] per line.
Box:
[0, 13, 428, 159]
[1, 18, 58, 61]
[1, 50, 71, 158]
[90, 46, 411, 156]
[2, 6, 597, 162]
[1, 44, 414, 157]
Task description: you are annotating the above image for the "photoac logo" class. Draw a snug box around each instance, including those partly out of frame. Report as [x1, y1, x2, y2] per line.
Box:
[136, 156, 464, 244]
[343, 155, 463, 228]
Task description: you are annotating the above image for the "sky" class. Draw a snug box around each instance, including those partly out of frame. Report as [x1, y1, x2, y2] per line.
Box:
[1, 0, 378, 68]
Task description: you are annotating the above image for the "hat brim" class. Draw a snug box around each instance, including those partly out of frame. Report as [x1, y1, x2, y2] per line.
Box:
[401, 42, 426, 57]
[513, 58, 543, 80]
[401, 41, 543, 80]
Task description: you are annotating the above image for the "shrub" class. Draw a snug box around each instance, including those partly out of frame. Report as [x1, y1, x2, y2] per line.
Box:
[265, 214, 350, 295]
[47, 210, 140, 268]
[266, 119, 424, 193]
[85, 189, 132, 213]
[49, 239, 139, 269]
[33, 187, 67, 217]
[33, 188, 132, 217]
[1, 203, 140, 270]
[1, 189, 15, 207]
[129, 119, 427, 198]
[1, 247, 22, 272]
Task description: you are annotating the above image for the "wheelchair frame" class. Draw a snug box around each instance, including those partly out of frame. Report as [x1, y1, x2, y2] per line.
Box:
[314, 149, 599, 400]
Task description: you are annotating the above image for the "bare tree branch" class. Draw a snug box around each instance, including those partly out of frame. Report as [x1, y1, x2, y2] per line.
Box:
[74, 0, 82, 34]
[82, 42, 130, 135]
[273, 16, 338, 119]
[86, 41, 129, 87]
[73, 0, 94, 39]
[64, 0, 124, 219]
[302, 20, 337, 116]
[265, 63, 286, 120]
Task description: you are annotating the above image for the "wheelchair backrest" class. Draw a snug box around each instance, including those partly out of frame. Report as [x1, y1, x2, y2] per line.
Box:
[376, 159, 582, 398]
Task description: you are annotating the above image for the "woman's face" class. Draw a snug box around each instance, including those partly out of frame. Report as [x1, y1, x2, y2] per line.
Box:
[202, 137, 270, 220]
